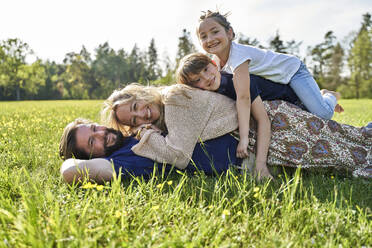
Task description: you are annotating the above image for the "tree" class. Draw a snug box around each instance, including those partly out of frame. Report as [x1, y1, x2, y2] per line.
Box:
[127, 44, 147, 84]
[237, 33, 262, 47]
[63, 46, 98, 99]
[92, 42, 129, 97]
[176, 29, 196, 65]
[308, 31, 336, 88]
[269, 31, 286, 53]
[326, 43, 345, 90]
[268, 30, 302, 56]
[146, 38, 161, 82]
[347, 28, 372, 98]
[0, 38, 46, 100]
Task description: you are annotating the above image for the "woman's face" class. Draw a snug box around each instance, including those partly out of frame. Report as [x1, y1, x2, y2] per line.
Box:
[115, 100, 160, 127]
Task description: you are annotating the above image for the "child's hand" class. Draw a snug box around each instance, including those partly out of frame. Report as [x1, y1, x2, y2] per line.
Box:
[254, 162, 274, 181]
[236, 138, 249, 158]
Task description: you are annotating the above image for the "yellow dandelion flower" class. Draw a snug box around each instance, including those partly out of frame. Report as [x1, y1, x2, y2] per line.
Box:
[237, 211, 242, 215]
[254, 193, 260, 198]
[167, 181, 173, 185]
[114, 211, 121, 218]
[81, 182, 96, 189]
[253, 187, 260, 192]
[222, 210, 230, 216]
[96, 185, 104, 191]
[156, 183, 163, 189]
[152, 205, 160, 210]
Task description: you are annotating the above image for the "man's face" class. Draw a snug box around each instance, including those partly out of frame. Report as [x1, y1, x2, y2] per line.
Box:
[75, 123, 125, 158]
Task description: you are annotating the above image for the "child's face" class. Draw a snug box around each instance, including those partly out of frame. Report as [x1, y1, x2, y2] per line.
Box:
[187, 62, 221, 91]
[198, 18, 233, 55]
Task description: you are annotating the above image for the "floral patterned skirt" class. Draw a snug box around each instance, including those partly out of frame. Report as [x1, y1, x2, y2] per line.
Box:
[246, 100, 372, 178]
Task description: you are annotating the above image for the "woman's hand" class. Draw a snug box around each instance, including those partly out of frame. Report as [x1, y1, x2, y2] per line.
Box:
[254, 162, 274, 181]
[236, 138, 249, 158]
[134, 124, 161, 140]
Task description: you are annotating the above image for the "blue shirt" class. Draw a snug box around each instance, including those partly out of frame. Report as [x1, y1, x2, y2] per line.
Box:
[105, 134, 241, 179]
[217, 73, 303, 107]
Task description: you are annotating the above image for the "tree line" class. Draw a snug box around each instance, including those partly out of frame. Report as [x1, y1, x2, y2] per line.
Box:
[0, 13, 371, 101]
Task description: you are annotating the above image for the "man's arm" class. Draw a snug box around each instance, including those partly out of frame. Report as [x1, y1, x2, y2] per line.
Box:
[60, 158, 114, 184]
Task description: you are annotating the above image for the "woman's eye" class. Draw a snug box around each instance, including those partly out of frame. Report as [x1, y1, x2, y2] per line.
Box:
[133, 102, 137, 111]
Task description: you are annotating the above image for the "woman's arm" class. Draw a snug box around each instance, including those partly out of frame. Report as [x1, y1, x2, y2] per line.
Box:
[132, 88, 237, 169]
[233, 60, 251, 158]
[251, 97, 273, 180]
[60, 158, 114, 184]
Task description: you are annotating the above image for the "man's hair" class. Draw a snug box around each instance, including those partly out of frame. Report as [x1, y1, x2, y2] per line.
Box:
[176, 53, 213, 85]
[198, 10, 236, 39]
[59, 118, 92, 160]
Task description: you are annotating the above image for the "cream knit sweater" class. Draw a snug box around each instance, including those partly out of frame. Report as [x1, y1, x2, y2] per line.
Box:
[131, 85, 239, 169]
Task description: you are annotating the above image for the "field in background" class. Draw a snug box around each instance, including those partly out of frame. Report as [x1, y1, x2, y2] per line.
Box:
[0, 99, 371, 247]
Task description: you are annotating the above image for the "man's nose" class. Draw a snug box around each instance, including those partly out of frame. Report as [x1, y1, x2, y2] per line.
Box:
[93, 130, 106, 138]
[96, 125, 106, 131]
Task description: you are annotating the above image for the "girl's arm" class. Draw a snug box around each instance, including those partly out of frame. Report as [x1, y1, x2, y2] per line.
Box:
[60, 158, 114, 184]
[233, 60, 251, 158]
[251, 97, 273, 180]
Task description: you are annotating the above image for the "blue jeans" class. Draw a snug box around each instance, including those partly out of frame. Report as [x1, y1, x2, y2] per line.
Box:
[289, 62, 337, 120]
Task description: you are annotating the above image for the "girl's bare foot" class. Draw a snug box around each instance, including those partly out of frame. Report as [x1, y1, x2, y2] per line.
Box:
[335, 104, 344, 113]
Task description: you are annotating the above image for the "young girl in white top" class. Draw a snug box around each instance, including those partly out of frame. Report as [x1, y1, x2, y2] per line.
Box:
[197, 10, 343, 158]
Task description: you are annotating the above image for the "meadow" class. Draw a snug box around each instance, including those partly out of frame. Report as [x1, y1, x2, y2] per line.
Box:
[0, 99, 371, 247]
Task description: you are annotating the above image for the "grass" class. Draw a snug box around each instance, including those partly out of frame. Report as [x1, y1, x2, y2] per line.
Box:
[0, 99, 371, 247]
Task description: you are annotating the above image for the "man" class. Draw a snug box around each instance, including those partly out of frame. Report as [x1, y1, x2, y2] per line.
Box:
[59, 118, 242, 184]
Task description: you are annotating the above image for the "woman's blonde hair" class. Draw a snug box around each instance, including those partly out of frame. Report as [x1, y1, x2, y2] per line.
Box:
[101, 83, 166, 135]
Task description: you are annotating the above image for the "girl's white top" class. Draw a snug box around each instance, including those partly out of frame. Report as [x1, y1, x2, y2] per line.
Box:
[214, 42, 301, 84]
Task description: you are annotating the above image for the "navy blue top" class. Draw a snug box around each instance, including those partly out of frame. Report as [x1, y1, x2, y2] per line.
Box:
[217, 73, 303, 107]
[105, 134, 241, 179]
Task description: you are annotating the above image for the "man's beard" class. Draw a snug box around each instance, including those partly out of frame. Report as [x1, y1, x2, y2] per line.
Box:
[103, 128, 126, 157]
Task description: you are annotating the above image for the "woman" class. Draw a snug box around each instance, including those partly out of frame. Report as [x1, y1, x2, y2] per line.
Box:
[101, 83, 372, 178]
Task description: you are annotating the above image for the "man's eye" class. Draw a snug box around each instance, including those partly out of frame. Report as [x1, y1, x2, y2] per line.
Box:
[132, 117, 137, 126]
[213, 30, 218, 34]
[133, 102, 137, 111]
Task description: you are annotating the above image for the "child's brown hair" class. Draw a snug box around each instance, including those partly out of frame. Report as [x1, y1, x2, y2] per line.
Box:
[198, 10, 235, 39]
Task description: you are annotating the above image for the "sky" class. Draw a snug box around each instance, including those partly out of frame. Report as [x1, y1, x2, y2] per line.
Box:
[1, 0, 371, 66]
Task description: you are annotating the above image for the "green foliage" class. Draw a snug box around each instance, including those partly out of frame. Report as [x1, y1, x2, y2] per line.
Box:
[344, 28, 372, 98]
[268, 30, 302, 56]
[176, 29, 196, 66]
[0, 99, 371, 247]
[0, 13, 371, 101]
[0, 38, 46, 100]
